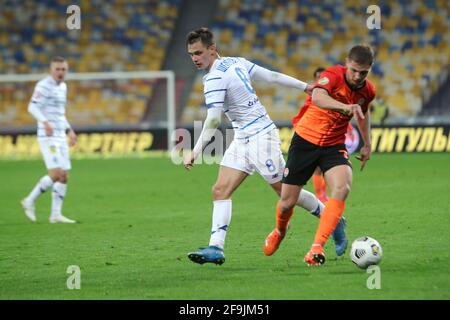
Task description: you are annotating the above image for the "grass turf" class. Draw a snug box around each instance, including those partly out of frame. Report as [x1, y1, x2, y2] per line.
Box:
[0, 153, 449, 299]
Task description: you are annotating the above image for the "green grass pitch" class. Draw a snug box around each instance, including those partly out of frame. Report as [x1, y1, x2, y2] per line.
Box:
[0, 153, 449, 299]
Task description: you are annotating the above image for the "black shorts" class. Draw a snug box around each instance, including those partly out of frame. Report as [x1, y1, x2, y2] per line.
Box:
[282, 133, 352, 186]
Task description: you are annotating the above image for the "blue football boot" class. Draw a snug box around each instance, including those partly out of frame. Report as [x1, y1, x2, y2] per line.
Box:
[332, 217, 348, 256]
[188, 246, 225, 265]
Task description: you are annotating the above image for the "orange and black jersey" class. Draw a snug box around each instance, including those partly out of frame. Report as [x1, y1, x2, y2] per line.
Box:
[293, 65, 376, 146]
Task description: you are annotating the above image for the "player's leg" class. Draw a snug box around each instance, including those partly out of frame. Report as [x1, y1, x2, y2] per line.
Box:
[209, 165, 248, 247]
[49, 140, 76, 224]
[188, 140, 250, 265]
[270, 182, 323, 217]
[259, 131, 316, 255]
[264, 183, 304, 255]
[304, 146, 352, 266]
[21, 138, 59, 222]
[312, 167, 328, 203]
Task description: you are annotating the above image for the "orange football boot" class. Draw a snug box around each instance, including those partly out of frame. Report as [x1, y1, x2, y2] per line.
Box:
[264, 229, 286, 256]
[304, 244, 326, 266]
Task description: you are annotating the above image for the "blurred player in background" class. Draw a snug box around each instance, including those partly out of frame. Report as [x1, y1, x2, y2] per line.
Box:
[21, 57, 77, 224]
[183, 28, 346, 265]
[265, 45, 376, 266]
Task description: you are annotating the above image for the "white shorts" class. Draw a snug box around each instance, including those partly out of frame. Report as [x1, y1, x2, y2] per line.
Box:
[38, 137, 71, 171]
[220, 128, 285, 184]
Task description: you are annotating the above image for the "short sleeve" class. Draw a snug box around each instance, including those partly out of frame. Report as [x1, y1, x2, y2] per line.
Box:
[238, 57, 257, 77]
[313, 69, 340, 94]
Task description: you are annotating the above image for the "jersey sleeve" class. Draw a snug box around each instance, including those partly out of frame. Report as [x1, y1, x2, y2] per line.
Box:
[28, 81, 49, 122]
[238, 57, 258, 77]
[203, 73, 227, 109]
[313, 69, 340, 94]
[29, 82, 48, 108]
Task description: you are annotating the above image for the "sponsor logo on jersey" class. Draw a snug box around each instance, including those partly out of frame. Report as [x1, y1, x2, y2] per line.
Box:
[318, 77, 329, 85]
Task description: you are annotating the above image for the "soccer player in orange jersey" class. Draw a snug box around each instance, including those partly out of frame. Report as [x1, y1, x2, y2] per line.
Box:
[305, 69, 360, 204]
[264, 45, 376, 266]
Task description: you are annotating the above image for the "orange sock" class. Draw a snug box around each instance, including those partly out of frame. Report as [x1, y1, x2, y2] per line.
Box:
[276, 202, 294, 234]
[313, 198, 346, 247]
[319, 177, 328, 198]
[312, 175, 324, 198]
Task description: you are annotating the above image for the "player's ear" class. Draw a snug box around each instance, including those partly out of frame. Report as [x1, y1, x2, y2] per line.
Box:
[208, 44, 217, 53]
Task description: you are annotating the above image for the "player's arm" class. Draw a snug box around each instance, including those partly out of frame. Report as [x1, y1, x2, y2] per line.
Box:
[249, 64, 311, 93]
[355, 101, 372, 171]
[311, 88, 365, 120]
[28, 84, 53, 136]
[183, 107, 222, 170]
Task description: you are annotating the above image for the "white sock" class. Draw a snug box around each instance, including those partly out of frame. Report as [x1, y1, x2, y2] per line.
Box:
[26, 175, 54, 203]
[209, 199, 232, 250]
[51, 182, 67, 217]
[296, 189, 324, 218]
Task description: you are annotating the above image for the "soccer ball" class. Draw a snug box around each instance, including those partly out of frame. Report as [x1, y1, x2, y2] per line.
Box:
[350, 236, 383, 269]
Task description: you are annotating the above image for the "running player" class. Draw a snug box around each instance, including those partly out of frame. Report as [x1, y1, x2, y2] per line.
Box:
[264, 45, 376, 266]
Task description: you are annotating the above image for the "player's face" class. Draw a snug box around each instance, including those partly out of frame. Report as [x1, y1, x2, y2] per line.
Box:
[187, 41, 216, 70]
[50, 61, 68, 82]
[345, 59, 371, 88]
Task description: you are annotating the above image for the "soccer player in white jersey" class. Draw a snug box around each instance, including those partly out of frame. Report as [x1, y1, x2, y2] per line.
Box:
[21, 57, 77, 224]
[183, 28, 347, 265]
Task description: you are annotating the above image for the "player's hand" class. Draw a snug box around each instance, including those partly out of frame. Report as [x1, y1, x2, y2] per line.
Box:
[68, 129, 77, 147]
[304, 84, 314, 95]
[355, 144, 371, 171]
[43, 121, 53, 136]
[183, 150, 197, 171]
[345, 104, 365, 121]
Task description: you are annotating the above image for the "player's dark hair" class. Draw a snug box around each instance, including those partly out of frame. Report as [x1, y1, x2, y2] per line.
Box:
[51, 56, 66, 63]
[313, 67, 326, 78]
[186, 27, 215, 47]
[348, 44, 374, 66]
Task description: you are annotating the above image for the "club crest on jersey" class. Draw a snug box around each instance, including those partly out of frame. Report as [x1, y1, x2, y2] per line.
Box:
[318, 77, 329, 85]
[283, 168, 289, 177]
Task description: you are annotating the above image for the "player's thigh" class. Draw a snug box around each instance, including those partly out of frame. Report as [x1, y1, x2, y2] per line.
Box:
[319, 144, 352, 200]
[279, 183, 303, 210]
[323, 165, 353, 200]
[250, 129, 285, 184]
[281, 133, 319, 186]
[212, 165, 248, 199]
[220, 139, 254, 176]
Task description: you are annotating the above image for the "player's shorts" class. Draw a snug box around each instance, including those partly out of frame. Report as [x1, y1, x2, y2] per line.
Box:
[282, 132, 351, 186]
[220, 128, 284, 184]
[38, 137, 71, 171]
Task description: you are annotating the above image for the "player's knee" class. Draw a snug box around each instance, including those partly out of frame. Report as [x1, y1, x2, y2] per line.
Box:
[279, 198, 296, 213]
[331, 183, 351, 200]
[211, 183, 230, 200]
[60, 172, 69, 183]
[48, 171, 60, 182]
